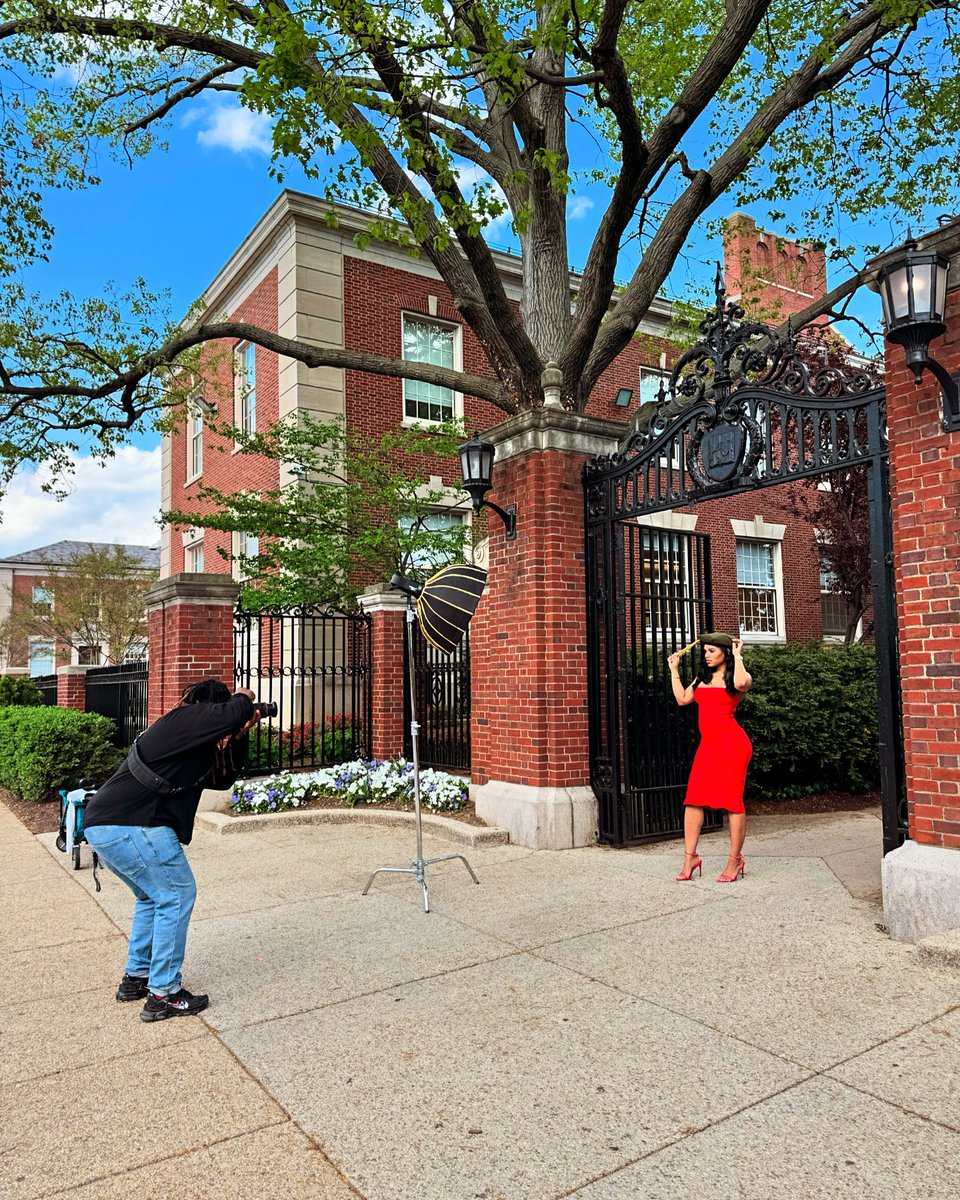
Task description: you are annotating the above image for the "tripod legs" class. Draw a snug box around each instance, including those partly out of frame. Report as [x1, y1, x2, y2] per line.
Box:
[362, 603, 480, 914]
[362, 852, 479, 914]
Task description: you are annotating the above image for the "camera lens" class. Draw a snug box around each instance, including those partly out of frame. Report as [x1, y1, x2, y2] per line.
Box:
[254, 700, 278, 718]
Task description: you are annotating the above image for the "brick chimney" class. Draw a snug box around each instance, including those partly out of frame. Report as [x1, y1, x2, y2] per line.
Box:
[723, 213, 827, 323]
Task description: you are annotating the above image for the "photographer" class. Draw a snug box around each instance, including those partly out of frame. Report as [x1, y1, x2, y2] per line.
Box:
[84, 678, 262, 1022]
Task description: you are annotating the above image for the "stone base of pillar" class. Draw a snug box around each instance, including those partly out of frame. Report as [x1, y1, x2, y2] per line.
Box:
[198, 786, 234, 814]
[882, 840, 960, 942]
[472, 780, 597, 850]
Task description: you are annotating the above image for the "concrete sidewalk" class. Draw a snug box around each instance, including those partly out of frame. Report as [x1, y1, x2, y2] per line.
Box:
[3, 801, 959, 1199]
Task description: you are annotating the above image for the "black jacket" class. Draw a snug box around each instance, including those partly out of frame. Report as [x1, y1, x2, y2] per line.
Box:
[84, 695, 255, 844]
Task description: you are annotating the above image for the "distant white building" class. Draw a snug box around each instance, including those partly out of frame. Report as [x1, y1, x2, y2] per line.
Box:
[0, 540, 160, 675]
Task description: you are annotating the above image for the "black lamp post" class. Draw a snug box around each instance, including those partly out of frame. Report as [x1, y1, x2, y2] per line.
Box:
[457, 430, 517, 539]
[873, 238, 960, 432]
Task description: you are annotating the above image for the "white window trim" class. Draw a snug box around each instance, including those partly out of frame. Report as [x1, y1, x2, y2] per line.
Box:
[639, 364, 670, 405]
[181, 527, 204, 574]
[186, 401, 204, 484]
[399, 485, 473, 573]
[73, 643, 105, 667]
[732, 517, 786, 644]
[234, 342, 257, 446]
[231, 529, 260, 582]
[28, 637, 55, 677]
[400, 312, 463, 427]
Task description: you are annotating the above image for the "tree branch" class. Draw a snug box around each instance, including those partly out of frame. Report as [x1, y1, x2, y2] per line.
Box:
[0, 321, 515, 431]
[123, 62, 240, 134]
[583, 0, 929, 392]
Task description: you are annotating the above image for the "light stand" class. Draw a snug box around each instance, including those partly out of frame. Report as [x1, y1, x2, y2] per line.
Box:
[362, 600, 479, 913]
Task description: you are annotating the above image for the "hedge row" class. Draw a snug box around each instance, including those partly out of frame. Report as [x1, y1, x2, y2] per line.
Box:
[0, 676, 44, 706]
[0, 706, 123, 803]
[737, 642, 880, 799]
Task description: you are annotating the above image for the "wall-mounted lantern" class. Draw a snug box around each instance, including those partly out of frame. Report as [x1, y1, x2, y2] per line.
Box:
[873, 238, 959, 432]
[457, 430, 517, 540]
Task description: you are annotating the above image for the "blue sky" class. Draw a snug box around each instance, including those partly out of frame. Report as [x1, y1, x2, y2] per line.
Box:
[0, 82, 914, 557]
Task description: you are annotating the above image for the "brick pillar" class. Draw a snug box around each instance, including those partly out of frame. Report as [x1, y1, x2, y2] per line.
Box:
[470, 409, 622, 848]
[57, 665, 88, 710]
[358, 584, 407, 761]
[876, 221, 960, 942]
[145, 574, 238, 725]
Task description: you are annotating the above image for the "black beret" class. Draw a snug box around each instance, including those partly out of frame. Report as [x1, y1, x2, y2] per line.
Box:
[700, 632, 733, 648]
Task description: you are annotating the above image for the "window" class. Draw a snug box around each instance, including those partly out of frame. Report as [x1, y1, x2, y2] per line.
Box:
[639, 527, 696, 640]
[32, 586, 53, 612]
[736, 540, 783, 638]
[123, 643, 148, 664]
[185, 539, 204, 573]
[77, 644, 102, 666]
[187, 403, 203, 479]
[399, 510, 466, 573]
[402, 316, 459, 423]
[235, 343, 256, 435]
[232, 530, 260, 581]
[29, 639, 54, 676]
[639, 366, 669, 406]
[819, 555, 849, 639]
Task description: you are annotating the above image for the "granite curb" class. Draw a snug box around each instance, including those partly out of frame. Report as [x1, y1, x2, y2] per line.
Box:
[196, 804, 510, 847]
[916, 926, 960, 969]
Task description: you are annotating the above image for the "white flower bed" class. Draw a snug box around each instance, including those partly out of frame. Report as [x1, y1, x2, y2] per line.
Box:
[231, 758, 468, 816]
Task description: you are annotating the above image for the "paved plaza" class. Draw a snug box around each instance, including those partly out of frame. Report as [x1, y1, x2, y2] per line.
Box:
[2, 799, 958, 1199]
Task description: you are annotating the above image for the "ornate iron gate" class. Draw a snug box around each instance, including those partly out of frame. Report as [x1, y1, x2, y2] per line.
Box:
[585, 281, 906, 852]
[234, 604, 372, 776]
[404, 622, 471, 771]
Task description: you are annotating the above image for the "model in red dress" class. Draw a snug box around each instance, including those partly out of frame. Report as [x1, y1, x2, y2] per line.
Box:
[667, 633, 753, 883]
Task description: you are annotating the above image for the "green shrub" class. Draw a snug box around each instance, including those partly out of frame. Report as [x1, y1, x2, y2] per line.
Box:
[246, 717, 361, 771]
[0, 676, 45, 706]
[738, 643, 880, 800]
[0, 706, 123, 802]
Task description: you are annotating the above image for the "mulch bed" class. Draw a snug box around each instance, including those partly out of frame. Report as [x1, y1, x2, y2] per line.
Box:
[2, 786, 880, 838]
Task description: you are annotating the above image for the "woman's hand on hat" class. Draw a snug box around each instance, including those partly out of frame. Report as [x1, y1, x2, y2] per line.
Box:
[732, 638, 744, 657]
[667, 652, 680, 671]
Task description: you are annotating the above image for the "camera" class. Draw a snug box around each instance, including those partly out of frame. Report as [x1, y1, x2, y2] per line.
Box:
[253, 700, 278, 718]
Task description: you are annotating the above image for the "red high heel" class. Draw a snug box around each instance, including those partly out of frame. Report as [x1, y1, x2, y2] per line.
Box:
[675, 851, 702, 881]
[716, 854, 745, 883]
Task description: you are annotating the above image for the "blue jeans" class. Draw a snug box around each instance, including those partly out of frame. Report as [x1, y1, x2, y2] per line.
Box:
[84, 825, 197, 996]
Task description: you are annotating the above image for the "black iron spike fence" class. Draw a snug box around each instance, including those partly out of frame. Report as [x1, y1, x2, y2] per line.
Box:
[404, 621, 470, 772]
[234, 604, 373, 777]
[33, 674, 58, 705]
[84, 661, 149, 747]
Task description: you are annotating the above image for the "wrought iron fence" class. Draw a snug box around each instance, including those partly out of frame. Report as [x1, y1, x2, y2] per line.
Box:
[234, 604, 372, 777]
[84, 661, 149, 747]
[404, 622, 470, 772]
[33, 674, 58, 705]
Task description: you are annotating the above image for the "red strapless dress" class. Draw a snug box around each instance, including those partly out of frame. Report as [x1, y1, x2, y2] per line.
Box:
[683, 687, 752, 813]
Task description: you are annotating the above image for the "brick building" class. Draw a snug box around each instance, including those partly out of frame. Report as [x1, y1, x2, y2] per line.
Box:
[161, 195, 847, 647]
[0, 540, 159, 674]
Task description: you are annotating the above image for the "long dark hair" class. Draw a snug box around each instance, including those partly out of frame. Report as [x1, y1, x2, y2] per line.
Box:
[693, 646, 738, 695]
[181, 678, 232, 705]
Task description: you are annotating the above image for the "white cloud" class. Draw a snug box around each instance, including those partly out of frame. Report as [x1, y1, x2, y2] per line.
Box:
[194, 99, 273, 155]
[569, 195, 595, 220]
[0, 447, 162, 558]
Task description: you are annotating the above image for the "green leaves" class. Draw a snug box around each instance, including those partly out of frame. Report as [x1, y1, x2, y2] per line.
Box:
[165, 412, 473, 609]
[740, 643, 881, 799]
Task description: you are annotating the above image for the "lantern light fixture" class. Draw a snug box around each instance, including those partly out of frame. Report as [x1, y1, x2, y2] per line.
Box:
[457, 430, 517, 539]
[872, 237, 960, 432]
